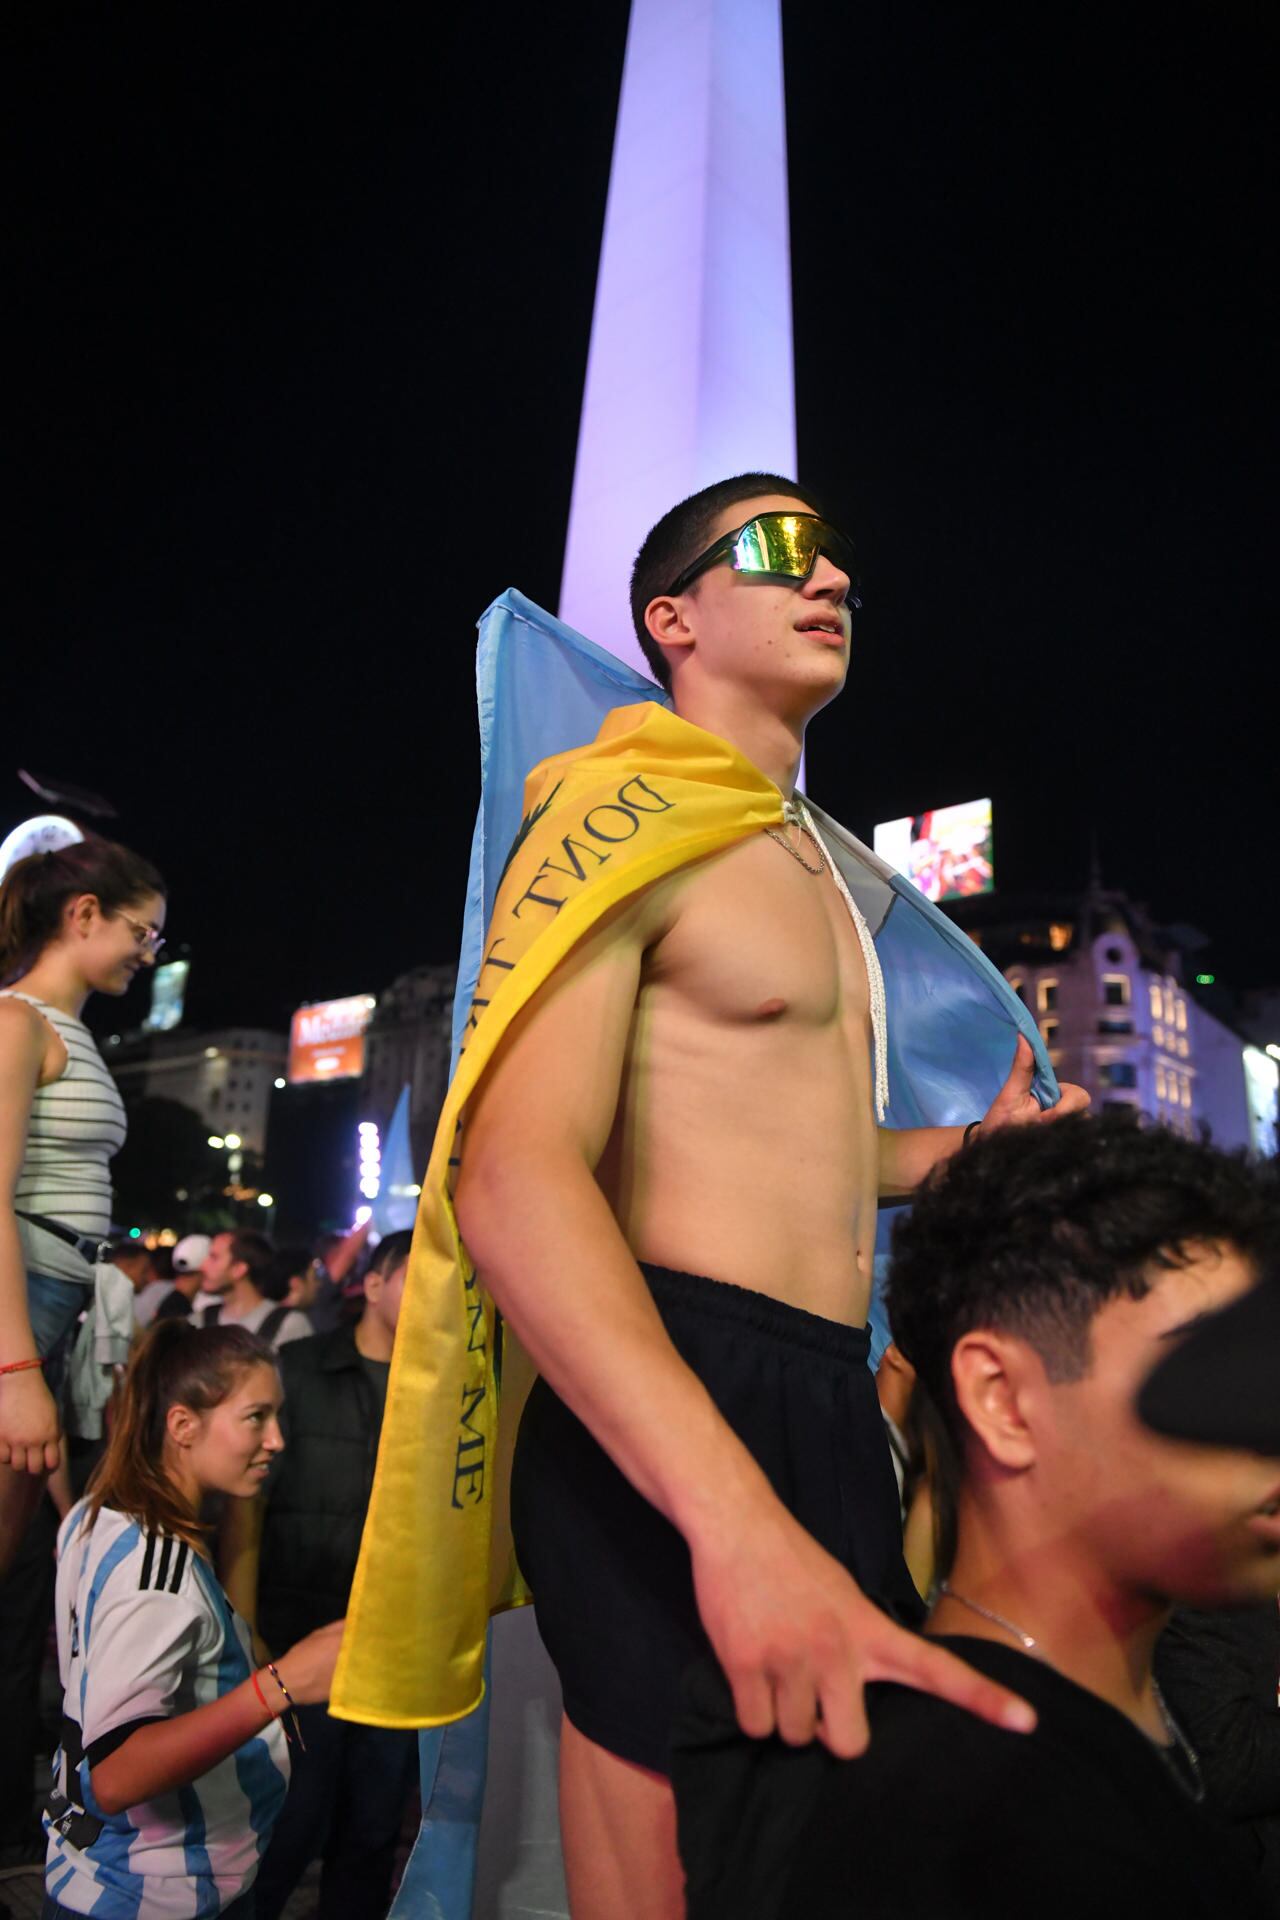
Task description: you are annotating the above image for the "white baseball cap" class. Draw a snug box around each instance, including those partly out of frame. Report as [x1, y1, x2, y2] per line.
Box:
[173, 1233, 212, 1274]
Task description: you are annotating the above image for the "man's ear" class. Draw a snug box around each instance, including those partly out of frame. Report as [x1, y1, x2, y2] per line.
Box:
[363, 1266, 383, 1306]
[166, 1403, 201, 1451]
[643, 592, 696, 671]
[951, 1331, 1037, 1471]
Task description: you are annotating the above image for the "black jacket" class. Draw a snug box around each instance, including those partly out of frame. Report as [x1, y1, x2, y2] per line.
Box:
[1156, 1603, 1280, 1911]
[257, 1324, 385, 1654]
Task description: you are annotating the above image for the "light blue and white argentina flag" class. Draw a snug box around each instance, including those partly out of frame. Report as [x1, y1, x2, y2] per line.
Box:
[44, 1501, 289, 1919]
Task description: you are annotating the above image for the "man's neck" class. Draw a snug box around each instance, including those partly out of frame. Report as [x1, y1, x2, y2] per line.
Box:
[671, 685, 806, 799]
[355, 1311, 394, 1363]
[220, 1279, 265, 1321]
[931, 1504, 1170, 1740]
[8, 952, 90, 1019]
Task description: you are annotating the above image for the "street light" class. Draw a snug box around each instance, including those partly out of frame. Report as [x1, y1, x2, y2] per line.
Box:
[208, 1135, 225, 1149]
[224, 1133, 242, 1150]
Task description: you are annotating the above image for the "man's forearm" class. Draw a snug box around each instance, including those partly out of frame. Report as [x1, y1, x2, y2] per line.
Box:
[458, 1151, 780, 1550]
[877, 1125, 968, 1198]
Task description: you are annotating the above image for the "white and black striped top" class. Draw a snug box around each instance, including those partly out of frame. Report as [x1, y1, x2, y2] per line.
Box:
[1, 991, 127, 1286]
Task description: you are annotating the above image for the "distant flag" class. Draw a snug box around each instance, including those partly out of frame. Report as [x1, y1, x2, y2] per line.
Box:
[372, 1085, 418, 1235]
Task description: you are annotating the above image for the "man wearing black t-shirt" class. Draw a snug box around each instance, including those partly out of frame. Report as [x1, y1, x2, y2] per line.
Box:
[673, 1114, 1280, 1919]
[226, 1228, 418, 1920]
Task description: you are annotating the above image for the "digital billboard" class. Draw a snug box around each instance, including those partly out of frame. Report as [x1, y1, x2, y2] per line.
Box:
[144, 959, 190, 1033]
[288, 994, 377, 1084]
[873, 798, 994, 904]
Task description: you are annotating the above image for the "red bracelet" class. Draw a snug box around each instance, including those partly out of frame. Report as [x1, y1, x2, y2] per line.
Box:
[0, 1357, 43, 1377]
[250, 1670, 277, 1718]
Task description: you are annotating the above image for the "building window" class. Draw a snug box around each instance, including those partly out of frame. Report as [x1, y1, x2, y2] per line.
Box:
[1100, 1061, 1137, 1090]
[1177, 1036, 1189, 1058]
[1148, 981, 1162, 1020]
[1163, 986, 1176, 1025]
[1180, 1073, 1192, 1109]
[1102, 974, 1130, 1007]
[1103, 1098, 1137, 1113]
[1155, 1065, 1167, 1101]
[1175, 999, 1187, 1032]
[1153, 1023, 1165, 1048]
[1098, 1018, 1133, 1035]
[1006, 972, 1026, 1003]
[1048, 923, 1073, 952]
[1038, 979, 1059, 1014]
[1041, 1020, 1059, 1048]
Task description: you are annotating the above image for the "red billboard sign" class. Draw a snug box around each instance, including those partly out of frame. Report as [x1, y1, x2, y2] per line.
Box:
[288, 995, 376, 1084]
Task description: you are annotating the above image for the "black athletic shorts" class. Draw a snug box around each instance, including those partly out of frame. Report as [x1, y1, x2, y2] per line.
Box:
[509, 1263, 924, 1775]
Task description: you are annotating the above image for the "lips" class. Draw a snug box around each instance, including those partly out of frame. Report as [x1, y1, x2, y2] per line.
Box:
[1247, 1488, 1280, 1544]
[797, 620, 845, 644]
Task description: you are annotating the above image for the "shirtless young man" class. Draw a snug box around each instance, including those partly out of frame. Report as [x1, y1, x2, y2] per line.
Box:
[452, 474, 1087, 1917]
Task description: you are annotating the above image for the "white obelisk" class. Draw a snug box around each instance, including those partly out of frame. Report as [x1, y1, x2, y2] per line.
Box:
[559, 0, 796, 670]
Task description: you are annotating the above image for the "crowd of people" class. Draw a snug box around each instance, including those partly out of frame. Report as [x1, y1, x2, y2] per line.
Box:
[0, 1219, 418, 1919]
[1, 473, 1277, 1920]
[0, 835, 419, 1915]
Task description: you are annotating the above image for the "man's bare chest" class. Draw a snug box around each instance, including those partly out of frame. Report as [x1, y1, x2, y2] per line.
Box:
[643, 831, 870, 1030]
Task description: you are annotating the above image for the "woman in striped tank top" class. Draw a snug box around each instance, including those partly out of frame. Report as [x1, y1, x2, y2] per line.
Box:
[0, 835, 166, 1572]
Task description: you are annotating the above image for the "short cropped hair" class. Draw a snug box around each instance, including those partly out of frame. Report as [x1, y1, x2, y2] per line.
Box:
[227, 1229, 276, 1295]
[888, 1111, 1280, 1455]
[368, 1227, 414, 1277]
[629, 472, 823, 691]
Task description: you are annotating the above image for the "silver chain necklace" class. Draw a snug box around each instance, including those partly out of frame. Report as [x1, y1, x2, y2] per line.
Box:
[764, 800, 825, 874]
[939, 1582, 1204, 1803]
[762, 796, 890, 1122]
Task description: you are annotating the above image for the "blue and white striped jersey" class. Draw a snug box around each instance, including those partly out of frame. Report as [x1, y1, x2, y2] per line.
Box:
[45, 1501, 289, 1918]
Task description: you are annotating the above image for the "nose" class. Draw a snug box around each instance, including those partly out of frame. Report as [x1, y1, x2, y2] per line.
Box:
[264, 1417, 285, 1454]
[803, 551, 855, 610]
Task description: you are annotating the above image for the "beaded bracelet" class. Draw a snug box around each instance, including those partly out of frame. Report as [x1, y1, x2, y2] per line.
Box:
[0, 1357, 43, 1377]
[266, 1662, 295, 1709]
[266, 1662, 306, 1752]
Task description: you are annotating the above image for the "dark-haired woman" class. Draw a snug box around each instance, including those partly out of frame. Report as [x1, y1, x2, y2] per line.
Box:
[0, 836, 165, 1572]
[44, 1319, 344, 1919]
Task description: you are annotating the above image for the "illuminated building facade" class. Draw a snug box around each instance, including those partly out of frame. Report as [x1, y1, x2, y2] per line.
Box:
[947, 886, 1276, 1153]
[106, 1027, 286, 1158]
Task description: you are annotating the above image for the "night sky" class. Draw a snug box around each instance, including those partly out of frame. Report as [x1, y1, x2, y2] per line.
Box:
[7, 4, 1275, 1037]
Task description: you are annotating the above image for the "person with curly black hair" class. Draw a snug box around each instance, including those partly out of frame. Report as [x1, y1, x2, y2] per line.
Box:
[673, 1112, 1280, 1918]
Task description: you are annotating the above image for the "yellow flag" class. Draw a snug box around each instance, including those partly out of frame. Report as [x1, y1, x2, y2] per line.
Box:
[330, 703, 785, 1727]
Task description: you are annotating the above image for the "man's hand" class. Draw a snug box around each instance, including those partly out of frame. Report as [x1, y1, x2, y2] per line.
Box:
[690, 1501, 1035, 1758]
[981, 1034, 1089, 1133]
